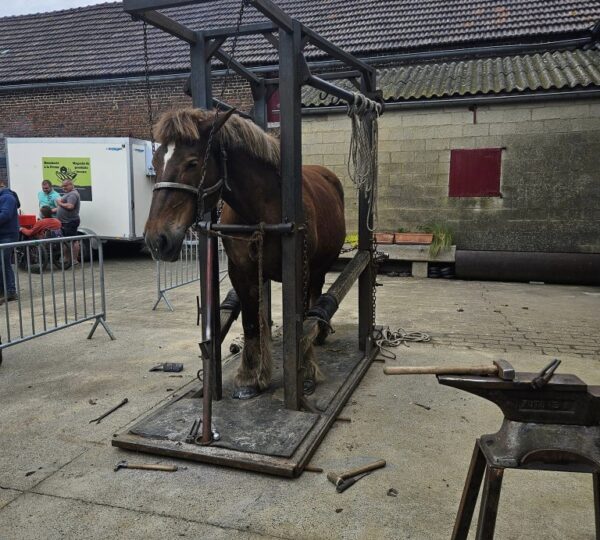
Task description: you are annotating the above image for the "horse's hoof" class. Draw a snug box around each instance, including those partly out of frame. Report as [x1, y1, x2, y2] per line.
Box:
[232, 385, 260, 400]
[303, 379, 316, 396]
[315, 322, 331, 345]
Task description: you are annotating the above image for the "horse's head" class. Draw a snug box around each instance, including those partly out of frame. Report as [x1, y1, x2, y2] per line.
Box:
[144, 108, 235, 261]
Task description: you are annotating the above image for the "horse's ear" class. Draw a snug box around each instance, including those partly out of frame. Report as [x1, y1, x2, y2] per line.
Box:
[211, 108, 237, 134]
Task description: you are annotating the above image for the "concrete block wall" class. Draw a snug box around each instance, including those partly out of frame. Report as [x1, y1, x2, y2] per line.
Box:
[301, 98, 600, 253]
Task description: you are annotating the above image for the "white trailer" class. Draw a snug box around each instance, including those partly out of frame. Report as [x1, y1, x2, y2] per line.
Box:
[6, 137, 155, 241]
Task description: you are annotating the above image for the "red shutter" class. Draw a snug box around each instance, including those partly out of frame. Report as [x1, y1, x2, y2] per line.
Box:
[449, 148, 502, 197]
[267, 89, 280, 123]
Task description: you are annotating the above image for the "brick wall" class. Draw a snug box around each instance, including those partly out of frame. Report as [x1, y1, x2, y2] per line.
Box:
[0, 75, 253, 183]
[301, 98, 600, 253]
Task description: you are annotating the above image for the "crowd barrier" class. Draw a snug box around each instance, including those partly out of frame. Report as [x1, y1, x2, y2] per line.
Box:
[0, 234, 115, 364]
[153, 229, 228, 311]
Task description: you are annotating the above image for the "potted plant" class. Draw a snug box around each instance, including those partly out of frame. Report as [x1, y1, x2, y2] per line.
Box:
[420, 223, 453, 257]
[394, 227, 433, 245]
[374, 231, 395, 244]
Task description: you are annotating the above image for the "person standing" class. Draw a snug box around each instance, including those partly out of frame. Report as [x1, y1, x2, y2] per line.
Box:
[37, 180, 61, 216]
[56, 179, 81, 263]
[0, 180, 19, 303]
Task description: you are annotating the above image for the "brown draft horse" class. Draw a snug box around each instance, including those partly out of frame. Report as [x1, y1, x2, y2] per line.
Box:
[144, 108, 345, 399]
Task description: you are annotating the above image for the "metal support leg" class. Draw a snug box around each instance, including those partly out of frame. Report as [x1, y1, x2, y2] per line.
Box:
[452, 441, 487, 540]
[475, 465, 504, 540]
[87, 316, 116, 340]
[593, 472, 600, 540]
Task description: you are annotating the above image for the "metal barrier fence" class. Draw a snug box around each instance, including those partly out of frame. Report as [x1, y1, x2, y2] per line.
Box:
[153, 229, 228, 311]
[0, 234, 115, 363]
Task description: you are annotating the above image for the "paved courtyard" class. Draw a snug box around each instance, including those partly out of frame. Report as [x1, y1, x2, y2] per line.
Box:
[0, 251, 598, 539]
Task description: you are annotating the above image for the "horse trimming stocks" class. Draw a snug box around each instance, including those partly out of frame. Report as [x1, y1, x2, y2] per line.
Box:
[144, 108, 345, 399]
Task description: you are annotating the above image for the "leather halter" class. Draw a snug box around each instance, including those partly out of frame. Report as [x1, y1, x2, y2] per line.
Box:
[152, 147, 229, 208]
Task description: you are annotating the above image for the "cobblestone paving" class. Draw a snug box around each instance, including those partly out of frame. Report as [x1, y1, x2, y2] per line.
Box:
[374, 276, 600, 359]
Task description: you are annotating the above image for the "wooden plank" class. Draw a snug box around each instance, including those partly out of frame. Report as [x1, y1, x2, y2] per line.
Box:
[113, 328, 379, 477]
[136, 10, 197, 44]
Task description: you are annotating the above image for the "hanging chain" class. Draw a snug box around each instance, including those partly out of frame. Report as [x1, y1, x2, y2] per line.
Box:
[302, 226, 309, 317]
[142, 21, 155, 152]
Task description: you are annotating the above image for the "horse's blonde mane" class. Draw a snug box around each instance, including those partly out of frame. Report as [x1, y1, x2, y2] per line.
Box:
[155, 108, 280, 169]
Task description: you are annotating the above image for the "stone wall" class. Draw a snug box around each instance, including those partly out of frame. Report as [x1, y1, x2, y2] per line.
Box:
[301, 98, 600, 253]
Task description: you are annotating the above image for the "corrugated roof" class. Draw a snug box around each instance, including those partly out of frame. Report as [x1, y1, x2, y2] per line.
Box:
[302, 47, 600, 104]
[0, 1, 599, 84]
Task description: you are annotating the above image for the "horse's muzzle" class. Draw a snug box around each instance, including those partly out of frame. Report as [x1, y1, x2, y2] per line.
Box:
[145, 231, 183, 262]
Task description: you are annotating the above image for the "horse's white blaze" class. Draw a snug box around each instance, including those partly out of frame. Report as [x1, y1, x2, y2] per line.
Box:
[163, 143, 175, 174]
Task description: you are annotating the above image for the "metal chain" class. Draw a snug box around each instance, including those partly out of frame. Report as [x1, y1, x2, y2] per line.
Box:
[302, 226, 309, 317]
[142, 21, 155, 152]
[372, 235, 377, 329]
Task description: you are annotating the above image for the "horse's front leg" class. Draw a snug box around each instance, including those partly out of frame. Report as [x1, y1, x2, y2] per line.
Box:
[229, 264, 272, 400]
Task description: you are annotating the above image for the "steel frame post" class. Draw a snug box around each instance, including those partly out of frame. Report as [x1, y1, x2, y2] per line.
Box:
[357, 71, 377, 351]
[190, 33, 223, 422]
[279, 20, 304, 410]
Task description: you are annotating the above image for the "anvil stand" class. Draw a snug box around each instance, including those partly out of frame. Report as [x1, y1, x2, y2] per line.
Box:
[439, 371, 600, 540]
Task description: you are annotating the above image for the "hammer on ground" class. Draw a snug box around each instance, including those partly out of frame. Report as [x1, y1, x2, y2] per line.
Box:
[114, 460, 178, 472]
[327, 459, 386, 489]
[383, 359, 515, 380]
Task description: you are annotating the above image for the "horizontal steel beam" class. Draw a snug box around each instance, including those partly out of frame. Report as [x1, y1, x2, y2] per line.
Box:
[124, 0, 212, 13]
[197, 222, 295, 234]
[204, 22, 278, 39]
[135, 10, 197, 44]
[301, 87, 600, 114]
[305, 74, 358, 105]
[264, 70, 360, 85]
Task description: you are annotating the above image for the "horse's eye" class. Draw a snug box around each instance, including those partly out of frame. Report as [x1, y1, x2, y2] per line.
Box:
[186, 160, 199, 169]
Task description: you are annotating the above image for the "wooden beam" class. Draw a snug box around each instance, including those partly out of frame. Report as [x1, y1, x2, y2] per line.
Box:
[136, 10, 197, 44]
[214, 49, 261, 85]
[262, 31, 279, 51]
[249, 0, 295, 33]
[124, 0, 212, 13]
[204, 22, 278, 39]
[301, 24, 374, 76]
[206, 37, 226, 60]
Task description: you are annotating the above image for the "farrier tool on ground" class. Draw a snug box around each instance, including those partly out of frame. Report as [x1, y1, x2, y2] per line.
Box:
[335, 471, 372, 493]
[327, 459, 386, 490]
[383, 359, 515, 380]
[114, 460, 178, 472]
[89, 398, 129, 424]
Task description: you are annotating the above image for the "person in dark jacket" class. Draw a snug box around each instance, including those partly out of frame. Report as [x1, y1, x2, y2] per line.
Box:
[0, 180, 19, 303]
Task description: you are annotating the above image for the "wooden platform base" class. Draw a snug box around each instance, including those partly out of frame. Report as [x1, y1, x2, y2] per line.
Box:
[112, 325, 377, 477]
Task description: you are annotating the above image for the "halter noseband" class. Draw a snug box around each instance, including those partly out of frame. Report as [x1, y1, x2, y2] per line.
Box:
[152, 147, 229, 213]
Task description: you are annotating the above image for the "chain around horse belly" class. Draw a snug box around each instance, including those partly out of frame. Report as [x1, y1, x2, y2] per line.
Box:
[302, 225, 309, 317]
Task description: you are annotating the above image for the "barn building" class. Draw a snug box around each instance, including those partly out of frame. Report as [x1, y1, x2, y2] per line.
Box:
[0, 0, 599, 280]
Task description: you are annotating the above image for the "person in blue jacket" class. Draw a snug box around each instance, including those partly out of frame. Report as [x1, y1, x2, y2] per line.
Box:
[0, 180, 19, 303]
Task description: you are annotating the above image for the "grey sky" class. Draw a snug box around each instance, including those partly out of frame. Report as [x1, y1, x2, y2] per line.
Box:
[0, 0, 110, 17]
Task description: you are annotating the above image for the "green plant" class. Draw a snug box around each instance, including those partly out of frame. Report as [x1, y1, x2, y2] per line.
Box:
[344, 233, 359, 247]
[420, 223, 453, 257]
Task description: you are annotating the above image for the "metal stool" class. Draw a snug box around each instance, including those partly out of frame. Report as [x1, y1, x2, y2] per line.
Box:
[437, 369, 600, 540]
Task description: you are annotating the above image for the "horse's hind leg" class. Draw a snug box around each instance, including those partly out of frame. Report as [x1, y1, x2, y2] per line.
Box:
[309, 272, 331, 346]
[230, 266, 272, 400]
